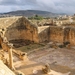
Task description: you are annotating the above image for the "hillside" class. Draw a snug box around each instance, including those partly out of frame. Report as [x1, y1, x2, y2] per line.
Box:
[0, 10, 59, 17]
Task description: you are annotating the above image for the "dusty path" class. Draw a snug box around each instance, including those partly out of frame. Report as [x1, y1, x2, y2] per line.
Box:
[27, 48, 75, 75]
[14, 47, 75, 75]
[28, 48, 75, 68]
[1, 45, 75, 75]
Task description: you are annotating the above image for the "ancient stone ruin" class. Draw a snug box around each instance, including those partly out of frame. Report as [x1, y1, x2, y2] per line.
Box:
[0, 28, 27, 75]
[0, 16, 75, 75]
[0, 16, 39, 47]
[0, 16, 75, 46]
[42, 63, 51, 74]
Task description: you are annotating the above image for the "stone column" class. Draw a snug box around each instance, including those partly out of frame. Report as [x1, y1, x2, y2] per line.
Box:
[9, 47, 13, 69]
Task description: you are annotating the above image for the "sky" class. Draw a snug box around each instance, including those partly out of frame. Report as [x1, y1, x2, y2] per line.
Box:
[0, 0, 75, 14]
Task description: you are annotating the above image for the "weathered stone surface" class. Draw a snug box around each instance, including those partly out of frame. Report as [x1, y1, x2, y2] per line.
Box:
[0, 60, 15, 75]
[5, 17, 39, 44]
[49, 26, 64, 43]
[1, 16, 75, 46]
[38, 26, 75, 46]
[38, 26, 50, 42]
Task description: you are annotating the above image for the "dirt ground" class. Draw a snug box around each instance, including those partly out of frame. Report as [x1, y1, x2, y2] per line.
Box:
[15, 45, 75, 75]
[0, 43, 75, 75]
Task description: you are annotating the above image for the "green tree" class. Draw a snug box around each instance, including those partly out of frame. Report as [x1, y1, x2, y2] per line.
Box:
[34, 14, 43, 20]
[28, 14, 43, 20]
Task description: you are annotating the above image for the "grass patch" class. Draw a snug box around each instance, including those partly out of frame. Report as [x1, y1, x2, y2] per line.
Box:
[15, 43, 45, 52]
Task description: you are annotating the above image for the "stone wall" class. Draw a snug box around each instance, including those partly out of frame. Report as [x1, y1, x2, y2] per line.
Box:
[2, 16, 75, 46]
[49, 26, 72, 43]
[39, 26, 75, 45]
[62, 24, 75, 27]
[5, 17, 39, 44]
[39, 27, 50, 42]
[39, 26, 65, 43]
[69, 28, 75, 45]
[49, 26, 75, 45]
[49, 26, 64, 43]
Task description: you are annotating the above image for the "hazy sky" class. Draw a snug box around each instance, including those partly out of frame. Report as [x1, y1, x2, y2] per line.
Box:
[0, 0, 75, 14]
